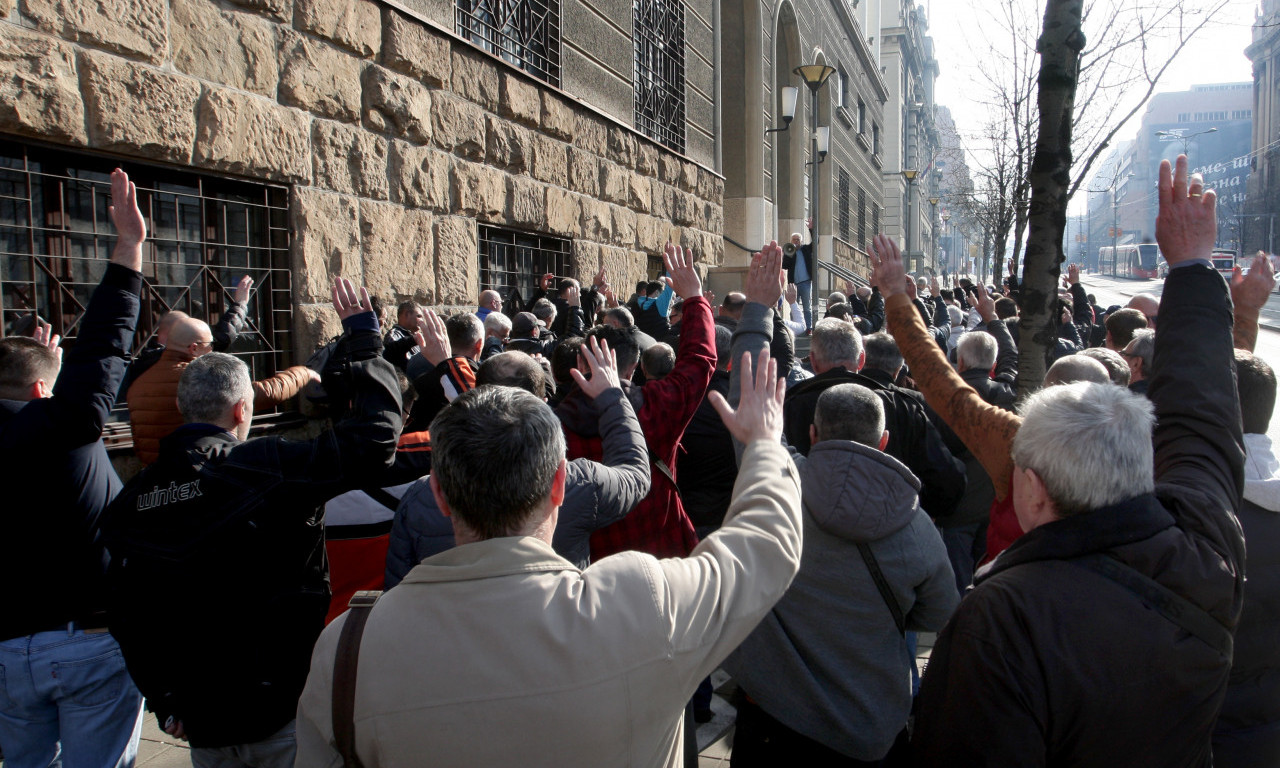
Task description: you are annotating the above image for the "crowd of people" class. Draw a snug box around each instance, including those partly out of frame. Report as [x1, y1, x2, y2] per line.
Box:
[0, 155, 1276, 768]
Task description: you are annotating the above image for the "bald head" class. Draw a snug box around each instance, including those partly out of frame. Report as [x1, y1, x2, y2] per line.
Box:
[168, 317, 215, 360]
[1043, 355, 1110, 387]
[477, 351, 546, 399]
[1126, 294, 1159, 330]
[156, 310, 189, 346]
[720, 292, 747, 321]
[479, 290, 503, 312]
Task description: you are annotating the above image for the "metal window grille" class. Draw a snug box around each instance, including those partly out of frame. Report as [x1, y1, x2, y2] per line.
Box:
[872, 205, 880, 242]
[857, 186, 867, 246]
[457, 0, 562, 87]
[634, 0, 686, 153]
[478, 225, 571, 309]
[0, 139, 293, 417]
[837, 168, 851, 242]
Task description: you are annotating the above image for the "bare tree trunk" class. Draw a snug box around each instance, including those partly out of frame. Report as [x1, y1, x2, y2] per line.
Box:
[1017, 0, 1085, 396]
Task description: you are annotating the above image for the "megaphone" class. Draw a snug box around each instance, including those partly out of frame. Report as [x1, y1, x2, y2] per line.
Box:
[782, 241, 798, 258]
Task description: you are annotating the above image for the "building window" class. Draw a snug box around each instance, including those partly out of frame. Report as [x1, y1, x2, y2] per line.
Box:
[857, 98, 867, 134]
[872, 123, 881, 155]
[634, 0, 686, 153]
[478, 225, 571, 308]
[0, 139, 293, 408]
[457, 0, 562, 87]
[872, 205, 879, 242]
[857, 186, 867, 246]
[837, 167, 851, 241]
[837, 66, 849, 108]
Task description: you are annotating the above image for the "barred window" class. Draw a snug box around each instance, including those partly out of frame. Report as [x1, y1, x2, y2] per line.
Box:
[478, 225, 571, 309]
[457, 0, 562, 87]
[857, 186, 867, 246]
[872, 205, 880, 242]
[837, 168, 851, 241]
[0, 140, 293, 419]
[634, 0, 686, 153]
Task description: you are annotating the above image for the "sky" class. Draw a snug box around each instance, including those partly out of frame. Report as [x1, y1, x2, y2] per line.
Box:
[925, 0, 1259, 196]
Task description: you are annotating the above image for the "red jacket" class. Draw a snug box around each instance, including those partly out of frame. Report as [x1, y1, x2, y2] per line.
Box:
[560, 296, 716, 561]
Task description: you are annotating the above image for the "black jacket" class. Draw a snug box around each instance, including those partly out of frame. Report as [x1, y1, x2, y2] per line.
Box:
[912, 264, 1246, 766]
[382, 323, 419, 370]
[677, 369, 735, 536]
[0, 264, 141, 641]
[782, 365, 965, 520]
[102, 318, 402, 748]
[958, 318, 1018, 411]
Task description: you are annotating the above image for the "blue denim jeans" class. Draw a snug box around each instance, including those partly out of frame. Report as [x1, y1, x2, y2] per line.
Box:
[797, 280, 814, 330]
[0, 628, 144, 768]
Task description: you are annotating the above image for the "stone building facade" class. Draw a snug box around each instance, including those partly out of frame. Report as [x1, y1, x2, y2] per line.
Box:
[1246, 0, 1280, 255]
[0, 0, 724, 444]
[717, 0, 887, 290]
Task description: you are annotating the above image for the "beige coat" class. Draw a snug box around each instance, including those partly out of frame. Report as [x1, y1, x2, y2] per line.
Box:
[294, 440, 802, 767]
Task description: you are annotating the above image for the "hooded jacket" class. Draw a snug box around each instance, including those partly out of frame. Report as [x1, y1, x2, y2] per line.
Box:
[726, 440, 957, 760]
[1214, 433, 1280, 767]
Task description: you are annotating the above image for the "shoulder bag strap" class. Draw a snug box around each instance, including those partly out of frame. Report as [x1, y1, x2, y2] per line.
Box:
[333, 590, 383, 768]
[856, 542, 906, 635]
[1071, 553, 1232, 659]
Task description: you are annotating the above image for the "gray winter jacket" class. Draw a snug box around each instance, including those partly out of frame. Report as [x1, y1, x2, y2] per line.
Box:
[723, 440, 958, 760]
[384, 388, 650, 587]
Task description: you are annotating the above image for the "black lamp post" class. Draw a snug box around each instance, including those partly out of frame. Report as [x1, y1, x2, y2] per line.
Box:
[794, 63, 835, 328]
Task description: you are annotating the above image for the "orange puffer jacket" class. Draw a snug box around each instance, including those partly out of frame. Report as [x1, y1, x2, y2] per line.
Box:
[127, 349, 313, 464]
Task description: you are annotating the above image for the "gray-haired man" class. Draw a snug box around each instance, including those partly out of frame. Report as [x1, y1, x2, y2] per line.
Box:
[879, 155, 1246, 765]
[102, 279, 402, 766]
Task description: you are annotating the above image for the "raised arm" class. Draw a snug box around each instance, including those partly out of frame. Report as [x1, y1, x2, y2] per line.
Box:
[276, 280, 403, 495]
[1150, 155, 1245, 538]
[871, 235, 1021, 497]
[1230, 253, 1276, 353]
[977, 284, 1018, 383]
[561, 337, 651, 533]
[252, 365, 317, 408]
[211, 276, 252, 351]
[47, 169, 145, 445]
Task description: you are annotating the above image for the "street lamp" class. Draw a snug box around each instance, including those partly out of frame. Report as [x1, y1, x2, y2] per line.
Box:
[795, 63, 835, 329]
[902, 169, 919, 272]
[941, 211, 951, 278]
[767, 87, 800, 134]
[928, 197, 940, 273]
[1156, 127, 1217, 156]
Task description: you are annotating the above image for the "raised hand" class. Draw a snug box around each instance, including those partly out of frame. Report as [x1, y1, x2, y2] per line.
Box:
[1157, 155, 1217, 266]
[31, 317, 63, 367]
[564, 283, 581, 308]
[1067, 263, 1080, 286]
[973, 282, 997, 323]
[414, 309, 451, 366]
[331, 278, 373, 322]
[569, 336, 620, 399]
[1231, 253, 1277, 314]
[593, 267, 608, 291]
[785, 283, 798, 304]
[108, 168, 145, 271]
[661, 241, 703, 299]
[842, 277, 857, 296]
[233, 275, 254, 305]
[869, 234, 908, 298]
[904, 276, 918, 300]
[745, 241, 785, 308]
[703, 289, 716, 305]
[929, 274, 941, 296]
[540, 272, 555, 290]
[708, 349, 785, 445]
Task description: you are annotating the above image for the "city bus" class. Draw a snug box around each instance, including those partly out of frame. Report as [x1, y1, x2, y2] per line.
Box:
[1097, 243, 1160, 279]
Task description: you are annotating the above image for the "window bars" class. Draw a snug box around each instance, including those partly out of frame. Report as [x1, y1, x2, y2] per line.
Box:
[634, 0, 686, 153]
[0, 140, 293, 408]
[457, 0, 562, 87]
[858, 186, 867, 247]
[477, 225, 571, 310]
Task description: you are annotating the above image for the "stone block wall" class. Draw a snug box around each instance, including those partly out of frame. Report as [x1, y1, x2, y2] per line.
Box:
[0, 0, 724, 358]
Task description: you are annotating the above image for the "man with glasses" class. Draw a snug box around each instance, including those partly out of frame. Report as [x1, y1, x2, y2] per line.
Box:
[127, 315, 317, 464]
